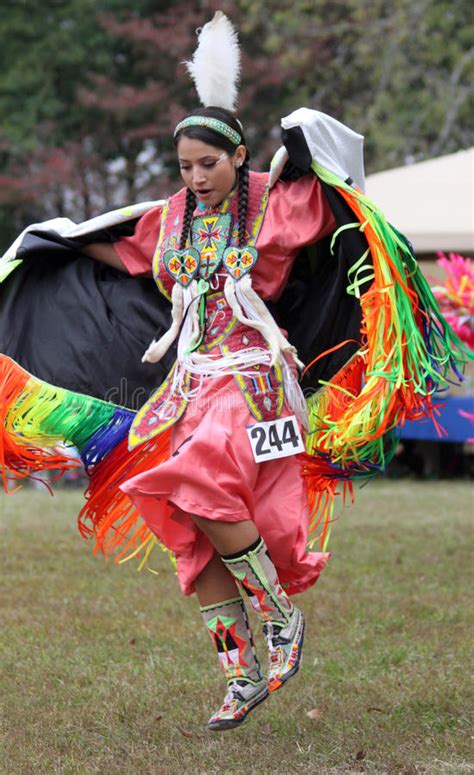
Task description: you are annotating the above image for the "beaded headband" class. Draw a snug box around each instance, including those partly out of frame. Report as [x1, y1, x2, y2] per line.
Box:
[174, 116, 242, 145]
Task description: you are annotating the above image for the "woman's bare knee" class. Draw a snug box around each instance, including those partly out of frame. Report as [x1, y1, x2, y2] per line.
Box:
[191, 514, 259, 555]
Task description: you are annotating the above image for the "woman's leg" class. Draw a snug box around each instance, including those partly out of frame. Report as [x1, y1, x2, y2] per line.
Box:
[192, 514, 259, 556]
[193, 514, 305, 693]
[194, 548, 267, 731]
[194, 551, 239, 606]
[193, 515, 294, 623]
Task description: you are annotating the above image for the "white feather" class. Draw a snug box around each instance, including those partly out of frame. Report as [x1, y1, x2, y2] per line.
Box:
[185, 11, 241, 111]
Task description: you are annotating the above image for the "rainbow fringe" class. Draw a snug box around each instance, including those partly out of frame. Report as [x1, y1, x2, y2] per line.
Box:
[0, 354, 172, 568]
[303, 164, 472, 548]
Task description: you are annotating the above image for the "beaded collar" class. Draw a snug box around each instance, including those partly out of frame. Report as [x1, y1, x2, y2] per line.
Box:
[194, 185, 238, 216]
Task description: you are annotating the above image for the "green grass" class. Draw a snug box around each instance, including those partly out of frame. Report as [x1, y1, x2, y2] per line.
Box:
[1, 481, 473, 774]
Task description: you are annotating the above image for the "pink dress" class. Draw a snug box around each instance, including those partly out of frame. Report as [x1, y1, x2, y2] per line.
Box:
[113, 174, 336, 596]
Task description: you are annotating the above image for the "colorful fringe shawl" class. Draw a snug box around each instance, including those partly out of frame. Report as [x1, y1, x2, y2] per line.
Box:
[302, 163, 471, 549]
[1, 169, 471, 568]
[0, 355, 171, 570]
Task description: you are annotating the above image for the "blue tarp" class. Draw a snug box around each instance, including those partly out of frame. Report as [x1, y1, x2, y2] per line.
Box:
[401, 395, 474, 442]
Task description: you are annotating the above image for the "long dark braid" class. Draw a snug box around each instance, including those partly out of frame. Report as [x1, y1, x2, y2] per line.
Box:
[179, 188, 197, 250]
[237, 157, 250, 248]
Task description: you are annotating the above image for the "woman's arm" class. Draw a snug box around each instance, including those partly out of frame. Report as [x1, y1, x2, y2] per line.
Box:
[82, 242, 128, 272]
[82, 205, 163, 277]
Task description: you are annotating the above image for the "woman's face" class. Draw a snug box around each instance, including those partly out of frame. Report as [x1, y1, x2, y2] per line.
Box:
[177, 135, 246, 208]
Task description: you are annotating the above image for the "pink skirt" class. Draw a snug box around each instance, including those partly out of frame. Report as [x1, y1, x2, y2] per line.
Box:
[120, 375, 329, 596]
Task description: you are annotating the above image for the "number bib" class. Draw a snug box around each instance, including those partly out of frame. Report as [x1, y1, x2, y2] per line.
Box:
[246, 415, 305, 463]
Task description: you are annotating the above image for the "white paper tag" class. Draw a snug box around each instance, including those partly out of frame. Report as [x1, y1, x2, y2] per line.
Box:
[246, 415, 305, 463]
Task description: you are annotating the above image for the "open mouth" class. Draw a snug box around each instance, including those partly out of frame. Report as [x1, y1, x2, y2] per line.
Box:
[196, 188, 212, 198]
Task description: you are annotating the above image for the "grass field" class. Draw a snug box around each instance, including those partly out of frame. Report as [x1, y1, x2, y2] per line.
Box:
[1, 481, 473, 774]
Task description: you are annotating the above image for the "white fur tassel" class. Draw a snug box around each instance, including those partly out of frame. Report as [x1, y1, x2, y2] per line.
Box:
[185, 11, 241, 110]
[141, 282, 184, 363]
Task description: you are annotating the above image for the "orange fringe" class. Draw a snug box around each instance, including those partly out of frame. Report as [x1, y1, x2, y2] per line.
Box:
[78, 430, 171, 563]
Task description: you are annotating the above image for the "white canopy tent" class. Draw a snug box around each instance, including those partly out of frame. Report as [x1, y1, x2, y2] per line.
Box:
[365, 147, 473, 254]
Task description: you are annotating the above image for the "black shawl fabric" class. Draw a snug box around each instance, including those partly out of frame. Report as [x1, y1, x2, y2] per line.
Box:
[0, 181, 372, 409]
[0, 228, 174, 410]
[276, 182, 372, 392]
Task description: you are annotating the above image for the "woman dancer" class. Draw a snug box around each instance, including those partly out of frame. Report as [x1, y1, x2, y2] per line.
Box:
[1, 12, 469, 731]
[83, 101, 335, 729]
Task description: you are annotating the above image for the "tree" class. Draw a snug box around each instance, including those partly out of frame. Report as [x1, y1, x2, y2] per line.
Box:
[0, 0, 472, 251]
[234, 0, 473, 169]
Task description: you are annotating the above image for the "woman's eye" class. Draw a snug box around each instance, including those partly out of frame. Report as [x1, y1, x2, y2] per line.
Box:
[179, 161, 217, 171]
